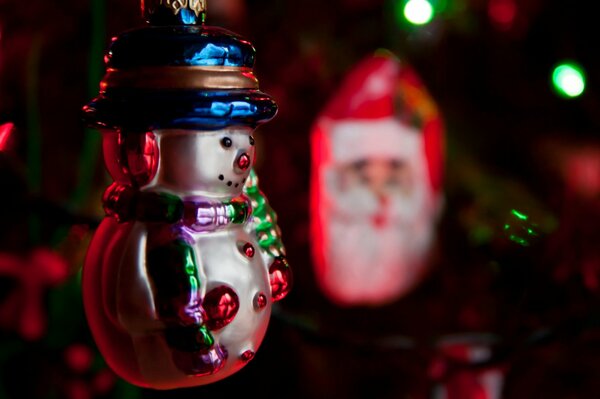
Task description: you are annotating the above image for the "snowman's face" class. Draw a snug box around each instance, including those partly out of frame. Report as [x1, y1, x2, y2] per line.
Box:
[151, 127, 256, 197]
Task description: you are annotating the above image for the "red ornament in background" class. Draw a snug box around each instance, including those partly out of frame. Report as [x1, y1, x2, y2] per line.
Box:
[488, 0, 517, 30]
[65, 344, 95, 374]
[563, 146, 600, 200]
[536, 139, 600, 292]
[310, 51, 444, 306]
[62, 343, 117, 399]
[0, 248, 69, 340]
[430, 337, 505, 399]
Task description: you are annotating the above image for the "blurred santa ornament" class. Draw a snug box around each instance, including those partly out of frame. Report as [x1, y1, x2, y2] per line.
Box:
[310, 51, 444, 306]
[82, 0, 290, 389]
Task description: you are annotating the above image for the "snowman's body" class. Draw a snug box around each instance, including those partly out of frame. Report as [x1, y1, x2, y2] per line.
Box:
[83, 127, 284, 389]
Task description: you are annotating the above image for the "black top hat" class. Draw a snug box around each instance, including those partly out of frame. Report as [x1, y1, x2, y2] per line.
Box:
[84, 0, 277, 132]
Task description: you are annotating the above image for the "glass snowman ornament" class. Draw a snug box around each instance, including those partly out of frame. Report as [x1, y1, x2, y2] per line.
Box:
[82, 0, 291, 389]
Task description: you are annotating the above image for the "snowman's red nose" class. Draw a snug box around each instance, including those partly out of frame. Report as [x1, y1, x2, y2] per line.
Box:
[237, 153, 251, 171]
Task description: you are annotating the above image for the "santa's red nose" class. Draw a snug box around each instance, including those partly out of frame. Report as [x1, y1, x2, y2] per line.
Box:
[237, 153, 251, 171]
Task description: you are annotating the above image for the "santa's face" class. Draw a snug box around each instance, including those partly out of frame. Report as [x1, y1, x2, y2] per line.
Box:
[316, 117, 439, 305]
[335, 158, 416, 223]
[339, 158, 412, 199]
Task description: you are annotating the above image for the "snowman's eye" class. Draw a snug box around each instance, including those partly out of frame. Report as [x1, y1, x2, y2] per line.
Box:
[221, 137, 233, 148]
[249, 136, 255, 146]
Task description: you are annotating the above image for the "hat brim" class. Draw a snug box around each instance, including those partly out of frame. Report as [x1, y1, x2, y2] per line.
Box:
[84, 89, 277, 131]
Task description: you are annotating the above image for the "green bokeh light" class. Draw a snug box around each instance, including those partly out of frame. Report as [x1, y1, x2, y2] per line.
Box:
[552, 62, 586, 98]
[511, 209, 528, 221]
[403, 0, 434, 25]
[504, 209, 539, 247]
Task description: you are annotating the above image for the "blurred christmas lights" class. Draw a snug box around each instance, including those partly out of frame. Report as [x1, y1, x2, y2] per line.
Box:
[402, 0, 434, 25]
[511, 209, 528, 221]
[552, 62, 586, 98]
[488, 0, 516, 30]
[503, 209, 539, 247]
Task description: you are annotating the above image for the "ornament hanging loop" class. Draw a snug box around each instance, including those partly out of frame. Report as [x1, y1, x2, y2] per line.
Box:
[142, 0, 207, 25]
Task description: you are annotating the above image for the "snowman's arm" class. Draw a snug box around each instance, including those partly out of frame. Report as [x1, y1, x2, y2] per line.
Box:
[145, 235, 217, 352]
[243, 169, 286, 259]
[243, 169, 292, 301]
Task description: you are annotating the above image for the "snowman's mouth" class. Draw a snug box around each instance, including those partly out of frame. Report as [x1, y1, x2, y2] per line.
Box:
[218, 174, 245, 188]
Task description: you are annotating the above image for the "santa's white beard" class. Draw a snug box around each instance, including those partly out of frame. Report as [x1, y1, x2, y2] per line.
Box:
[321, 184, 436, 306]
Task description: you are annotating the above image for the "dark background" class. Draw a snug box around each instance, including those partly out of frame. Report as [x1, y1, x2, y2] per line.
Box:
[1, 0, 600, 398]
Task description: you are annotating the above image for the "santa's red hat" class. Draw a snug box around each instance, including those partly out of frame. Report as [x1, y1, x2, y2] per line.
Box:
[313, 50, 444, 194]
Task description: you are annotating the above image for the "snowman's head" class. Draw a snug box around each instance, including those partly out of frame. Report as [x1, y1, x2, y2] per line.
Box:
[150, 126, 256, 197]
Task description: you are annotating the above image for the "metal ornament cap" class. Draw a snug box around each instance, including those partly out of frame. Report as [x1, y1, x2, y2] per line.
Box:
[143, 0, 207, 26]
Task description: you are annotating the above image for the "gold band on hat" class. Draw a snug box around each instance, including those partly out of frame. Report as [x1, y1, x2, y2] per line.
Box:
[101, 66, 259, 91]
[142, 0, 207, 17]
